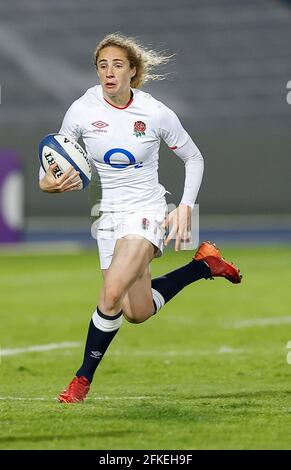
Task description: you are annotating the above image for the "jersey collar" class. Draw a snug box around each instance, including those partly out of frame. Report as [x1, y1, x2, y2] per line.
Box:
[103, 90, 134, 110]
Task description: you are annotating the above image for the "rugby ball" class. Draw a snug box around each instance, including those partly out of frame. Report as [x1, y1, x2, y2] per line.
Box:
[38, 133, 91, 190]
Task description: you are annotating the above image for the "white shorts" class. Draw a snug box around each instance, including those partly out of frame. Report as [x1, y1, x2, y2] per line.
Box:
[94, 200, 168, 270]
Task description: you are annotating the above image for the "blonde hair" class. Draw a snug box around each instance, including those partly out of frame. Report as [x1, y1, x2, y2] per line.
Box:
[94, 33, 172, 89]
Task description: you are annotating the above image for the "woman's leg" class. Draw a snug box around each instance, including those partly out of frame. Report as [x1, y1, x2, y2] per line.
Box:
[119, 242, 242, 321]
[102, 265, 155, 324]
[58, 236, 155, 402]
[98, 235, 155, 316]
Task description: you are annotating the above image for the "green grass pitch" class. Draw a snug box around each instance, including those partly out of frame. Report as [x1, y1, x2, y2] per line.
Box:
[1, 245, 291, 450]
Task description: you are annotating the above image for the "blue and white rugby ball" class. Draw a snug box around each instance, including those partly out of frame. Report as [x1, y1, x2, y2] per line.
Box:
[38, 134, 92, 190]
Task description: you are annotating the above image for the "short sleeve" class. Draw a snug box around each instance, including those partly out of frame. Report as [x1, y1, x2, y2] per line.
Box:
[59, 102, 83, 141]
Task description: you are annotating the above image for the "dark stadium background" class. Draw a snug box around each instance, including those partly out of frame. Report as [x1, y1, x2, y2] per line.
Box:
[2, 0, 291, 453]
[0, 0, 290, 243]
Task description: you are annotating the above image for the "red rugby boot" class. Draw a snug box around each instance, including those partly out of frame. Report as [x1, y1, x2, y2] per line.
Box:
[193, 241, 242, 284]
[58, 376, 90, 403]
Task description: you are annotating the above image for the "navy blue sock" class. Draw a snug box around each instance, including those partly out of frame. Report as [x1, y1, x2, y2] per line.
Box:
[76, 307, 122, 383]
[151, 260, 210, 311]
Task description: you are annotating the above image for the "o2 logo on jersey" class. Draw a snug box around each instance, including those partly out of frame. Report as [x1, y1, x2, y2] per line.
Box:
[104, 148, 143, 169]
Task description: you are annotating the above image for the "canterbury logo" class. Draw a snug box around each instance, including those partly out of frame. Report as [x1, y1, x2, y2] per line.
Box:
[92, 121, 109, 128]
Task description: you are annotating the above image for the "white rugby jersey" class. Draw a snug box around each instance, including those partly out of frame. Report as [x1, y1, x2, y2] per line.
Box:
[57, 85, 203, 211]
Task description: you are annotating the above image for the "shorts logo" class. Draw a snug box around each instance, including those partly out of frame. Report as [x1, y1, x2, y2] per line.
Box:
[141, 218, 150, 230]
[133, 121, 146, 137]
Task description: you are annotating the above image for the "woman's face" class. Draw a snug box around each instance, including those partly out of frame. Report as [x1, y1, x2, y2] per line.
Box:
[97, 46, 136, 99]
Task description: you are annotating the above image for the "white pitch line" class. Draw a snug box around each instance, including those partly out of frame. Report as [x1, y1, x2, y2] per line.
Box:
[0, 396, 162, 401]
[1, 343, 244, 358]
[112, 347, 244, 356]
[232, 316, 291, 329]
[0, 396, 153, 401]
[0, 397, 48, 401]
[1, 342, 81, 357]
[217, 346, 244, 354]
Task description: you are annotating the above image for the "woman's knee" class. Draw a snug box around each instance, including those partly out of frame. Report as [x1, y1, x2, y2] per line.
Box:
[122, 302, 154, 324]
[102, 284, 124, 311]
[123, 312, 148, 324]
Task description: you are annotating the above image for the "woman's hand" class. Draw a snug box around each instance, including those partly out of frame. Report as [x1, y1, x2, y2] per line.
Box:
[39, 163, 82, 193]
[162, 203, 192, 251]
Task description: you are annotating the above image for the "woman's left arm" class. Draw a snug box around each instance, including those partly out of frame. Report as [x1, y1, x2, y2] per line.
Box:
[158, 102, 204, 250]
[163, 146, 204, 251]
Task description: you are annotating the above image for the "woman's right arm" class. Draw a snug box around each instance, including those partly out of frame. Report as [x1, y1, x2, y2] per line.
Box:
[39, 163, 81, 193]
[39, 100, 83, 193]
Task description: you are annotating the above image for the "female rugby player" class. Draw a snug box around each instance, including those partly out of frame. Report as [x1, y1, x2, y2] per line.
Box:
[39, 33, 242, 403]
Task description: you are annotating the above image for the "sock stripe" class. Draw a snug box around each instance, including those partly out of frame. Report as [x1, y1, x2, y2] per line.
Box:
[93, 309, 123, 333]
[151, 288, 165, 313]
[97, 306, 123, 320]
